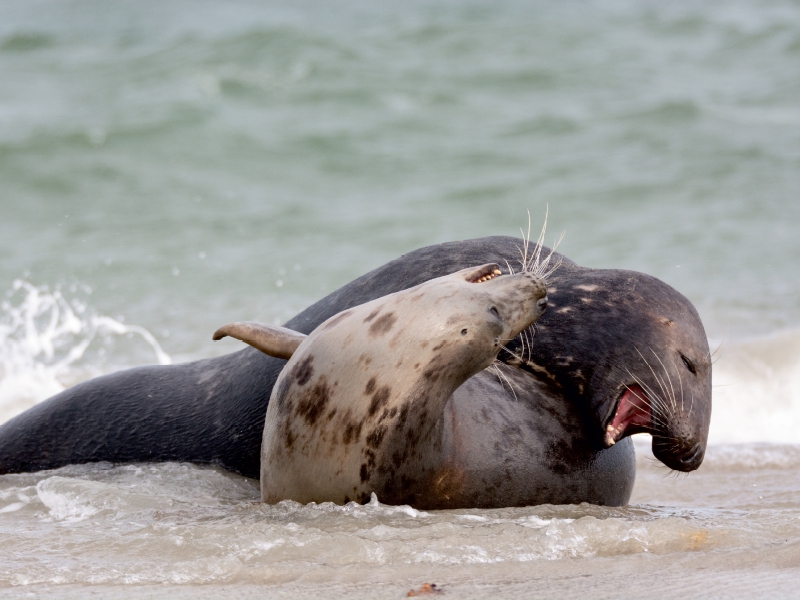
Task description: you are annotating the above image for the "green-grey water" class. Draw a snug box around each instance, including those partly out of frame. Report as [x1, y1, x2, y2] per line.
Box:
[1, 0, 800, 597]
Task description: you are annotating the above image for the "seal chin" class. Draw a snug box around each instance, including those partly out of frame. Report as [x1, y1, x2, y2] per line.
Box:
[652, 437, 705, 472]
[603, 385, 650, 447]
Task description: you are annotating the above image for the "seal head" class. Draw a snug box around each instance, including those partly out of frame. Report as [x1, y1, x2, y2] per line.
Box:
[503, 267, 711, 472]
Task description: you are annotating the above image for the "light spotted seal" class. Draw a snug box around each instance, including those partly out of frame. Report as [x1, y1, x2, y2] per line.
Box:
[213, 263, 548, 504]
[0, 236, 711, 509]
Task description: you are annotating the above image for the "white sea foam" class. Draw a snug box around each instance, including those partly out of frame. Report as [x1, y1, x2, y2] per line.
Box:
[0, 462, 738, 587]
[0, 280, 171, 425]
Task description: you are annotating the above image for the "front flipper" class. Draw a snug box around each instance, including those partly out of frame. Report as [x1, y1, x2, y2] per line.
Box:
[212, 322, 307, 360]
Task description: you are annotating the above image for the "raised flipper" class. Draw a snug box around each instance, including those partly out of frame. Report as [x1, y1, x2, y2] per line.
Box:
[212, 322, 307, 360]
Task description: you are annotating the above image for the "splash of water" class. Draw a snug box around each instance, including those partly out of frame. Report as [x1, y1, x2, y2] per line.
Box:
[0, 280, 171, 425]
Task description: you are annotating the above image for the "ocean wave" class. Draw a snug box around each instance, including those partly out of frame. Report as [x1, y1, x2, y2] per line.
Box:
[709, 330, 800, 444]
[0, 280, 170, 425]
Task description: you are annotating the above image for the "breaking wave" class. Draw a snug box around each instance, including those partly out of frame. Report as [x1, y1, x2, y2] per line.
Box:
[0, 280, 171, 425]
[709, 330, 800, 445]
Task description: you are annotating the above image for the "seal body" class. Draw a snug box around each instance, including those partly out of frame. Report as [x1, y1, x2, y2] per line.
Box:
[257, 264, 547, 504]
[0, 237, 711, 508]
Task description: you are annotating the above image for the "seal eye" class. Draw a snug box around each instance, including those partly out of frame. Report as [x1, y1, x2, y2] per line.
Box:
[680, 354, 697, 375]
[489, 306, 500, 318]
[461, 329, 468, 336]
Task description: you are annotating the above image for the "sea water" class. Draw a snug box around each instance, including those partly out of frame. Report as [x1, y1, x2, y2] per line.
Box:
[1, 0, 799, 597]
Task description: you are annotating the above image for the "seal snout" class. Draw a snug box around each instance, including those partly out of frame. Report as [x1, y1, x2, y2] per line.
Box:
[652, 437, 705, 472]
[537, 296, 548, 311]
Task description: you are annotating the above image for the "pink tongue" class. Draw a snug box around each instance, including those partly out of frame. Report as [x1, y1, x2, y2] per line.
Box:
[606, 385, 650, 444]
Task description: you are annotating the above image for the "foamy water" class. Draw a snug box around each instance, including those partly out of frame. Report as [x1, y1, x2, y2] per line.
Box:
[0, 281, 170, 424]
[710, 331, 800, 445]
[1, 445, 800, 597]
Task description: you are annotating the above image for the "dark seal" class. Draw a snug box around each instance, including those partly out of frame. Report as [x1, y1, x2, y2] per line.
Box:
[0, 236, 711, 508]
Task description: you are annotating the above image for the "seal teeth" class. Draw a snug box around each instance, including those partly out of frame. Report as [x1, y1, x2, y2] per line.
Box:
[469, 268, 504, 283]
[475, 270, 502, 283]
[605, 423, 623, 446]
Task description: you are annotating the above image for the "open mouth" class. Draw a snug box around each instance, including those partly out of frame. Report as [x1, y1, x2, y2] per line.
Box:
[604, 384, 651, 446]
[467, 265, 503, 284]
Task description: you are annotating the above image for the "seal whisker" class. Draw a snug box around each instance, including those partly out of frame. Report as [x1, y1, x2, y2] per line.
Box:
[491, 362, 519, 400]
[500, 345, 526, 363]
[516, 209, 533, 273]
[530, 208, 543, 271]
[516, 206, 564, 281]
[624, 384, 669, 430]
[614, 370, 669, 426]
[522, 327, 535, 360]
[618, 371, 670, 430]
[635, 349, 673, 415]
[649, 348, 677, 411]
[534, 229, 565, 281]
[646, 456, 680, 478]
[528, 207, 547, 276]
[627, 394, 669, 428]
[625, 367, 672, 419]
[628, 397, 668, 429]
[633, 380, 672, 427]
[524, 209, 534, 272]
[650, 350, 677, 412]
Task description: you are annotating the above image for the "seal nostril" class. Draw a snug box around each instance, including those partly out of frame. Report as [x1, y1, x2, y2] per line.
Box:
[682, 443, 702, 465]
[537, 297, 548, 310]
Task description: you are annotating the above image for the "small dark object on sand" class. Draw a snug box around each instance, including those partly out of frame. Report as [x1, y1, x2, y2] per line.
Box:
[407, 582, 443, 596]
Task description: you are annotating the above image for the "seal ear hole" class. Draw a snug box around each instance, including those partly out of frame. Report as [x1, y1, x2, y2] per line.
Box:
[461, 329, 468, 336]
[680, 353, 697, 375]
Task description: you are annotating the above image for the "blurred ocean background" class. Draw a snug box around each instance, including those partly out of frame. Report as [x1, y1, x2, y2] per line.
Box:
[1, 0, 800, 596]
